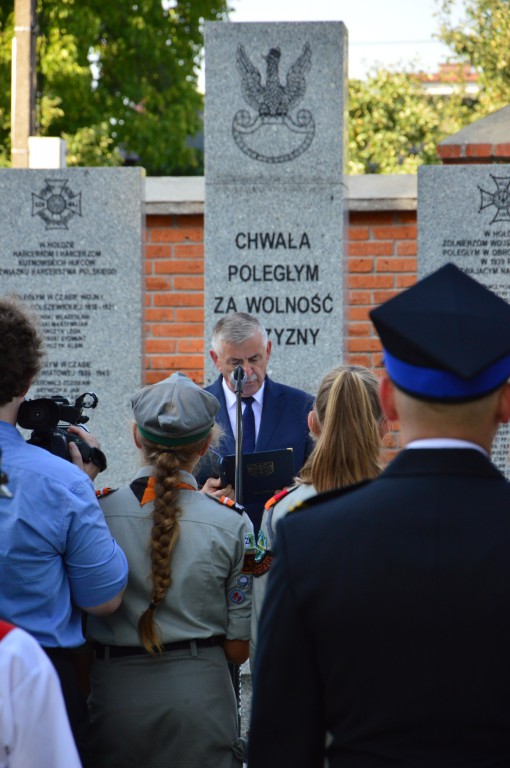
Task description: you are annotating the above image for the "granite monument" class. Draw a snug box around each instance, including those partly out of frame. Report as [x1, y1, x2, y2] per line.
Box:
[418, 163, 510, 474]
[0, 167, 144, 487]
[204, 21, 348, 392]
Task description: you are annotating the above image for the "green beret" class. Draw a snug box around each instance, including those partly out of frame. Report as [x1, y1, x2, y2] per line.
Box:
[131, 372, 220, 446]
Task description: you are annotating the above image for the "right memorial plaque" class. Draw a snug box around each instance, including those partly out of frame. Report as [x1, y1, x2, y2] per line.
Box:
[418, 164, 510, 474]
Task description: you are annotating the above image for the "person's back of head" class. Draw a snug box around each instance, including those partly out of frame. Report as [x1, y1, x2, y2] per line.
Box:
[370, 263, 510, 448]
[0, 296, 44, 407]
[391, 384, 504, 446]
[300, 365, 383, 492]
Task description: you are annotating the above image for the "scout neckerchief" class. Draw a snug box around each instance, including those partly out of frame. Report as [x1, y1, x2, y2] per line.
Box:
[130, 476, 196, 506]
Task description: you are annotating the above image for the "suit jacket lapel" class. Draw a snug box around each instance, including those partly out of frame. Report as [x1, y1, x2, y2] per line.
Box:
[210, 376, 236, 455]
[256, 378, 282, 451]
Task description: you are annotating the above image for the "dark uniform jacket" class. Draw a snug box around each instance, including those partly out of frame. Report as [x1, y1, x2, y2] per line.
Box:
[249, 448, 510, 768]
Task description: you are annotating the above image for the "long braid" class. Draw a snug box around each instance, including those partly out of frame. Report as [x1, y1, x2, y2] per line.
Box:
[136, 428, 218, 655]
[138, 450, 182, 654]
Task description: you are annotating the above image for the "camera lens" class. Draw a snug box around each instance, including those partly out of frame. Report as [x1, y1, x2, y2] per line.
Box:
[17, 398, 61, 430]
[30, 407, 47, 424]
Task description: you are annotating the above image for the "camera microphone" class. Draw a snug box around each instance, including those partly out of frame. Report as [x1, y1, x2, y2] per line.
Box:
[230, 366, 246, 390]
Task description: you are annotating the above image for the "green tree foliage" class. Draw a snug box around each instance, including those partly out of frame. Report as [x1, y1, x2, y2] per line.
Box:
[0, 5, 13, 167]
[0, 0, 228, 173]
[348, 66, 474, 174]
[438, 0, 510, 111]
[348, 0, 510, 174]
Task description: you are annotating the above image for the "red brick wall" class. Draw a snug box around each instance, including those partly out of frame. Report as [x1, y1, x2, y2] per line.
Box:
[144, 207, 418, 458]
[145, 214, 205, 385]
[347, 211, 417, 369]
[347, 210, 417, 457]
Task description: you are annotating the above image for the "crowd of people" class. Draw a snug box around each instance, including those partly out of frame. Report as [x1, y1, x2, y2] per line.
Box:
[2, 265, 510, 766]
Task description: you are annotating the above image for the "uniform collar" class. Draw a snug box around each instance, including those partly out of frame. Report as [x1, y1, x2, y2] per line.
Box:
[405, 438, 489, 457]
[133, 464, 198, 489]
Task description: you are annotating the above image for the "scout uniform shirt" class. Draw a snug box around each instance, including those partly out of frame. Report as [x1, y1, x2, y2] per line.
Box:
[88, 467, 254, 646]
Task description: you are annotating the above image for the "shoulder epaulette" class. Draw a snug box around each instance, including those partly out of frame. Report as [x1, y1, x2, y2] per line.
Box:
[264, 487, 291, 511]
[205, 493, 246, 516]
[96, 487, 118, 499]
[288, 479, 371, 515]
[264, 485, 303, 550]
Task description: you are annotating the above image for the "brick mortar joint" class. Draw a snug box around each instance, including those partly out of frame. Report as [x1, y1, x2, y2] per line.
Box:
[440, 143, 510, 157]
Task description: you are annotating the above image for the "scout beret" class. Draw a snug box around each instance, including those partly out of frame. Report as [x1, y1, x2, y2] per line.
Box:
[370, 263, 510, 401]
[131, 372, 220, 446]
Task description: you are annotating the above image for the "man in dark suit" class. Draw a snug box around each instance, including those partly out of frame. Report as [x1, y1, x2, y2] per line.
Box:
[249, 264, 510, 768]
[198, 312, 314, 531]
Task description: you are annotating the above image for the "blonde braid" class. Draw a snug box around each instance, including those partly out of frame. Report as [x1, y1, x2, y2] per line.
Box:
[136, 428, 217, 656]
[137, 450, 182, 654]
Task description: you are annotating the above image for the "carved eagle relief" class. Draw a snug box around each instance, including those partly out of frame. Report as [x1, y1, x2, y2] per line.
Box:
[232, 42, 315, 163]
[236, 43, 312, 118]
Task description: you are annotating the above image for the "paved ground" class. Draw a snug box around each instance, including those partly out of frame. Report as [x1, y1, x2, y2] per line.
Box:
[240, 662, 252, 738]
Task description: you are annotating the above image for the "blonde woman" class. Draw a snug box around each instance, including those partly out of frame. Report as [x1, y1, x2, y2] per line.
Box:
[87, 373, 253, 768]
[251, 365, 386, 663]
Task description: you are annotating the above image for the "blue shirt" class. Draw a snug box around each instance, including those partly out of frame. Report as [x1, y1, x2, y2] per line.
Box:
[0, 421, 128, 647]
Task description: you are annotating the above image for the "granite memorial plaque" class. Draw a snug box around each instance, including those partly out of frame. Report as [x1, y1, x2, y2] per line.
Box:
[0, 167, 144, 487]
[204, 21, 348, 392]
[418, 163, 510, 474]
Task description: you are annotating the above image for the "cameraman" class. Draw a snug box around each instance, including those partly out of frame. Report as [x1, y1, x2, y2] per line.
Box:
[0, 295, 128, 766]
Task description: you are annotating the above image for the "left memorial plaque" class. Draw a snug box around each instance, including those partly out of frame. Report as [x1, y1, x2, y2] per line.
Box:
[0, 168, 145, 487]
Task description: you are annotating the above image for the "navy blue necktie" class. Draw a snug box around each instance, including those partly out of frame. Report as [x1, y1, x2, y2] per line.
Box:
[242, 397, 256, 454]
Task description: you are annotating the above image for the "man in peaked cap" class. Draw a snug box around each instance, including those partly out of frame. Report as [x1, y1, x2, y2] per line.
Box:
[249, 264, 510, 768]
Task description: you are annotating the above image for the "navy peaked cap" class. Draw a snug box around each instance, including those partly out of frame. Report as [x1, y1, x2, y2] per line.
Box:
[370, 263, 510, 401]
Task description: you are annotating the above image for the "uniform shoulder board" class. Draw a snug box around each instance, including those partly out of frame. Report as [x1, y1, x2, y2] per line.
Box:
[205, 493, 245, 516]
[96, 487, 118, 499]
[289, 479, 371, 515]
[264, 487, 291, 511]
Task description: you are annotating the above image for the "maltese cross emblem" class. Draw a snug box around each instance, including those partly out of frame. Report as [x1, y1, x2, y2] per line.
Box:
[32, 179, 82, 230]
[478, 175, 510, 224]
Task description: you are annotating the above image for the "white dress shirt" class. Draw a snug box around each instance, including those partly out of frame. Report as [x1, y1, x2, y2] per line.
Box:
[222, 377, 265, 443]
[0, 627, 82, 768]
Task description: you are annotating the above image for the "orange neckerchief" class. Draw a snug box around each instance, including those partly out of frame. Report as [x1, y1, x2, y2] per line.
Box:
[138, 476, 196, 506]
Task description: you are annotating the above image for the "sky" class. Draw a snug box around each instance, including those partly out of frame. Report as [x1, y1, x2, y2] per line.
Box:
[223, 0, 463, 80]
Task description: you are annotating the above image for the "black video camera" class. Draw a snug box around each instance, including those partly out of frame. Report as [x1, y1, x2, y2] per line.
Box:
[17, 392, 107, 472]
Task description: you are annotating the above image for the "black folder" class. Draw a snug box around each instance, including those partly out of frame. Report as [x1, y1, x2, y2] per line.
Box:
[220, 448, 295, 506]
